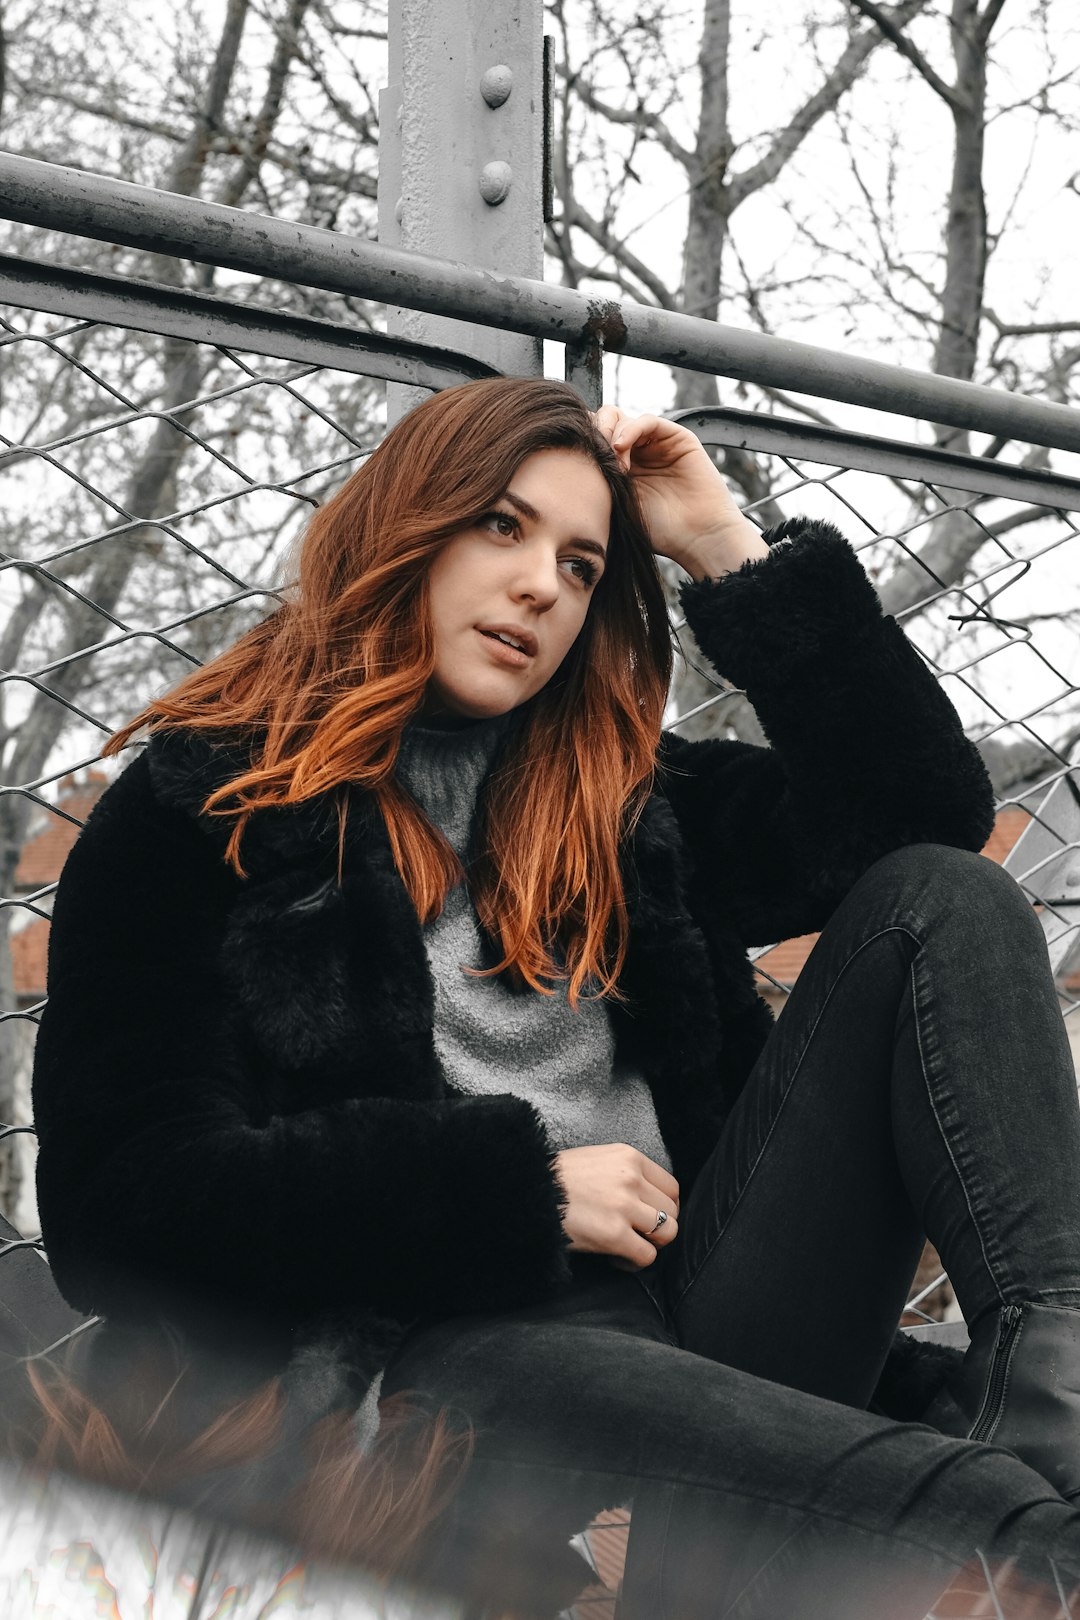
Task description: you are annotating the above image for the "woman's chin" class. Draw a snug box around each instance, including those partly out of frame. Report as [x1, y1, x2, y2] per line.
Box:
[419, 685, 526, 722]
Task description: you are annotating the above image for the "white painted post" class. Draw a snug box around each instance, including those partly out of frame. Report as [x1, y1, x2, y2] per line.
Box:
[378, 0, 547, 425]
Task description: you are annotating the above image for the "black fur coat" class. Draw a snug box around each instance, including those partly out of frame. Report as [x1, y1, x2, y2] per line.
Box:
[31, 517, 995, 1424]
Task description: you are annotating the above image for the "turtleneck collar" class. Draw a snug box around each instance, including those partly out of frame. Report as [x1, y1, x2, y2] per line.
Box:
[395, 705, 525, 861]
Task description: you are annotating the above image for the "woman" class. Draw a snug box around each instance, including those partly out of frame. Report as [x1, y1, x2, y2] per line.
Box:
[26, 376, 1080, 1618]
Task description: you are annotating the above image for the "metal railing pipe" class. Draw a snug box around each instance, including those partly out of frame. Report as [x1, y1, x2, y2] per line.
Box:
[0, 255, 497, 390]
[679, 406, 1080, 511]
[3, 151, 1080, 453]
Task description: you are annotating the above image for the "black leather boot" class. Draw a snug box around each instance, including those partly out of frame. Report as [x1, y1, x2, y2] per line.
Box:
[924, 1302, 1080, 1501]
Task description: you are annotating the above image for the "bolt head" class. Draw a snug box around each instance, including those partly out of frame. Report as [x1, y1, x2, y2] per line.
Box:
[480, 65, 513, 107]
[479, 161, 513, 206]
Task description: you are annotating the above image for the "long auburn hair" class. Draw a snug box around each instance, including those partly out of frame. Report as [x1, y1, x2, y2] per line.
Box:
[103, 375, 673, 1006]
[5, 1324, 477, 1597]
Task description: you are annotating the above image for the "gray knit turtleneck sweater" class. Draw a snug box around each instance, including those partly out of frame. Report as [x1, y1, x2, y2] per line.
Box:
[394, 709, 672, 1171]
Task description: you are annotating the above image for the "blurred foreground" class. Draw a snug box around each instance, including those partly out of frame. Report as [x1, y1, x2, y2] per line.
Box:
[0, 1460, 462, 1620]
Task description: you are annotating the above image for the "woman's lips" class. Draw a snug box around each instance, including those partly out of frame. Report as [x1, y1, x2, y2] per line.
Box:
[477, 629, 532, 668]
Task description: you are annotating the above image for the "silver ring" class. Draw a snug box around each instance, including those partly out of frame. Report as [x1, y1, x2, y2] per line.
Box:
[647, 1209, 668, 1235]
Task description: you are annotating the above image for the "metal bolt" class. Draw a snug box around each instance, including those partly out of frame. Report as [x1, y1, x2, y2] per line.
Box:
[479, 161, 513, 206]
[480, 65, 513, 108]
[1066, 865, 1080, 888]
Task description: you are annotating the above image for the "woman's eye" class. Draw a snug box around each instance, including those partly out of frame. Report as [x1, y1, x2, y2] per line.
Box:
[481, 511, 518, 537]
[566, 557, 600, 587]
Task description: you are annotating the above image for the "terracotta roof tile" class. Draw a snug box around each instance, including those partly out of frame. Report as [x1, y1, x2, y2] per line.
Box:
[12, 770, 109, 998]
[14, 772, 108, 889]
[754, 932, 819, 987]
[581, 1506, 630, 1597]
[982, 806, 1032, 865]
[12, 916, 49, 1001]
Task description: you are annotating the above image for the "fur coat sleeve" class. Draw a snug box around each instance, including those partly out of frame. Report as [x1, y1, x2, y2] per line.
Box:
[660, 517, 997, 942]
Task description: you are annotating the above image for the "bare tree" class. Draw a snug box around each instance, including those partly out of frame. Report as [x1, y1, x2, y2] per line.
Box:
[550, 0, 931, 737]
[838, 0, 1080, 799]
[849, 0, 1014, 613]
[550, 0, 1080, 780]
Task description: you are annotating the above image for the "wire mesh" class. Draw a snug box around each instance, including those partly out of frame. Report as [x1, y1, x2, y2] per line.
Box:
[667, 442, 1080, 972]
[659, 425, 1080, 1334]
[3, 269, 1080, 1620]
[8, 291, 1080, 1257]
[0, 304, 413, 1226]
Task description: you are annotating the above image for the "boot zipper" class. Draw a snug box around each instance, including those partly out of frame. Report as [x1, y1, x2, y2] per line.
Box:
[969, 1304, 1023, 1443]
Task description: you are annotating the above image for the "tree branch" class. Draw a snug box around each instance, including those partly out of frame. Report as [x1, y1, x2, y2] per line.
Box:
[730, 0, 935, 208]
[310, 0, 385, 42]
[986, 62, 1080, 125]
[976, 0, 1009, 47]
[555, 62, 693, 170]
[216, 0, 310, 209]
[290, 32, 376, 138]
[847, 0, 966, 110]
[5, 74, 376, 200]
[561, 198, 679, 309]
[543, 226, 666, 305]
[984, 308, 1080, 338]
[165, 0, 250, 198]
[8, 77, 187, 140]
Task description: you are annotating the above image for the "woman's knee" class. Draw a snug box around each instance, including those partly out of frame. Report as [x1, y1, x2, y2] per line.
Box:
[851, 842, 1038, 934]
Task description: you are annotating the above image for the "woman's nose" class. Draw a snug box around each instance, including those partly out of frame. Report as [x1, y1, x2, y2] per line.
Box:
[510, 548, 560, 609]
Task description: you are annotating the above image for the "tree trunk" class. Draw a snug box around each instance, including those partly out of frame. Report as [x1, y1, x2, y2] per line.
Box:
[674, 0, 731, 417]
[879, 0, 995, 618]
[934, 0, 988, 405]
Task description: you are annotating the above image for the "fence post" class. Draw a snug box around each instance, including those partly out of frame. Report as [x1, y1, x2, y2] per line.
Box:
[378, 0, 546, 425]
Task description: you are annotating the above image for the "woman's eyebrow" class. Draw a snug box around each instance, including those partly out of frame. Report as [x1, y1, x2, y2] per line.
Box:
[502, 489, 608, 560]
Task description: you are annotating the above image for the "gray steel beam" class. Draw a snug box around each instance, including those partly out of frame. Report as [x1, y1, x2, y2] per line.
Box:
[564, 331, 604, 412]
[6, 254, 1080, 513]
[3, 151, 1080, 452]
[679, 406, 1080, 512]
[0, 255, 497, 390]
[377, 0, 545, 421]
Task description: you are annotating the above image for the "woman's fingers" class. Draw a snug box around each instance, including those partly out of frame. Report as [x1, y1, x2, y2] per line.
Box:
[643, 1160, 681, 1214]
[592, 407, 662, 474]
[551, 1143, 683, 1270]
[611, 412, 661, 449]
[591, 404, 621, 451]
[610, 1202, 678, 1272]
[610, 1245, 660, 1271]
[635, 1195, 680, 1247]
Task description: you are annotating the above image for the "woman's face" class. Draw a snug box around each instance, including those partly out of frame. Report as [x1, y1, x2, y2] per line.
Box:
[421, 447, 613, 720]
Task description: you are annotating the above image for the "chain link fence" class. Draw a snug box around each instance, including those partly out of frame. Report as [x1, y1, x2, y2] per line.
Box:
[6, 255, 1080, 1315]
[3, 180, 1080, 1617]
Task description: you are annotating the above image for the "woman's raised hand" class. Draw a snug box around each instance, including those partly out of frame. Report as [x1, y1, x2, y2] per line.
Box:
[551, 1143, 681, 1270]
[592, 405, 768, 579]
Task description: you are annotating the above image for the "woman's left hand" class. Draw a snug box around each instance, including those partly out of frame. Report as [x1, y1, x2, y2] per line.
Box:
[592, 406, 766, 578]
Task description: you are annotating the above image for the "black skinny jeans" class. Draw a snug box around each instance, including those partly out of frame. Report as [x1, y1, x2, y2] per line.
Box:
[381, 843, 1080, 1619]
